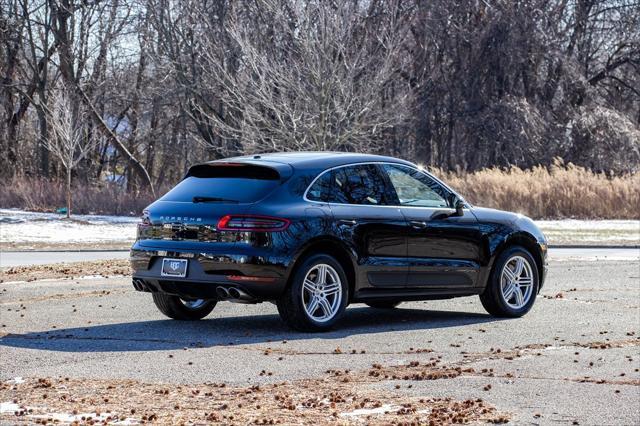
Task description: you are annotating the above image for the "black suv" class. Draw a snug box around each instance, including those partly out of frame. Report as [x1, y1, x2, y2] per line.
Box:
[131, 152, 547, 331]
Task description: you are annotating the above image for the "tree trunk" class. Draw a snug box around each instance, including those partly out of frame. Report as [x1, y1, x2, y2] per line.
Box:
[66, 166, 72, 218]
[37, 106, 50, 177]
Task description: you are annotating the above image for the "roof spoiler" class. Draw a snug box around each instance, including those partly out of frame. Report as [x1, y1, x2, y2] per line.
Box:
[185, 161, 293, 181]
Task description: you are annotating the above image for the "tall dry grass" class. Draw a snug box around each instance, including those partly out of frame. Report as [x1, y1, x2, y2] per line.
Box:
[436, 160, 640, 219]
[1, 163, 638, 219]
[0, 177, 160, 216]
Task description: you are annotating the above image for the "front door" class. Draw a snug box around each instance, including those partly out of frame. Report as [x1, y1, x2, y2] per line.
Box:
[380, 164, 482, 289]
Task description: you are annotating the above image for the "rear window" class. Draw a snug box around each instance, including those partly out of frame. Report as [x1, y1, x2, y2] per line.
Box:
[161, 164, 280, 203]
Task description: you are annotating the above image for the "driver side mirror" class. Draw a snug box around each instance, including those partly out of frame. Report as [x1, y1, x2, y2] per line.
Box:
[445, 194, 465, 218]
[454, 198, 465, 216]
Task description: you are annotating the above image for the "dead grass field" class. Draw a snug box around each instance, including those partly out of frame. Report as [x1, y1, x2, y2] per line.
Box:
[2, 162, 639, 219]
[436, 161, 640, 220]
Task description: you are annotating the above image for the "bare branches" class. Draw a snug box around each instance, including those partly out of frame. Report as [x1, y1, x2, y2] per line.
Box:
[44, 83, 98, 216]
[177, 0, 413, 154]
[1, 0, 639, 191]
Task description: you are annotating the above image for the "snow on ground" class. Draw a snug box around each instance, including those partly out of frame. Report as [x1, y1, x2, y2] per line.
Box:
[537, 219, 640, 245]
[0, 400, 138, 425]
[0, 208, 638, 247]
[340, 404, 398, 417]
[0, 208, 138, 245]
[0, 402, 21, 414]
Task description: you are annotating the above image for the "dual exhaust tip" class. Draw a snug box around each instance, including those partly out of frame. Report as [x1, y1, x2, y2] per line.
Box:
[132, 278, 149, 292]
[216, 286, 255, 303]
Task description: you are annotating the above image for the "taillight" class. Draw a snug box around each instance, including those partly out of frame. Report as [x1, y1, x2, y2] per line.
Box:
[217, 215, 290, 232]
[137, 210, 151, 240]
[141, 209, 151, 225]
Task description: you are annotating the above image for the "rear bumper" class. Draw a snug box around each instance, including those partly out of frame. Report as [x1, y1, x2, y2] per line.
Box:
[130, 242, 289, 300]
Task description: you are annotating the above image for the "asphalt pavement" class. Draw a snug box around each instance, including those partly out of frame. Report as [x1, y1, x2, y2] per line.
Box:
[1, 256, 639, 424]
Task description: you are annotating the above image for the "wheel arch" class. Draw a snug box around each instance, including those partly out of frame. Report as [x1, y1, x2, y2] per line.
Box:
[286, 236, 357, 302]
[490, 232, 545, 291]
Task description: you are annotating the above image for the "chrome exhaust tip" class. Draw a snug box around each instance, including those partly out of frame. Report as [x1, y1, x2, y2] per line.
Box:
[132, 278, 147, 291]
[226, 287, 257, 304]
[228, 287, 242, 299]
[216, 286, 230, 300]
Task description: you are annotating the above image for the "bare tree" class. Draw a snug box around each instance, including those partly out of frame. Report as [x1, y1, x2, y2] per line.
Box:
[1, 0, 638, 201]
[44, 85, 98, 217]
[153, 0, 414, 155]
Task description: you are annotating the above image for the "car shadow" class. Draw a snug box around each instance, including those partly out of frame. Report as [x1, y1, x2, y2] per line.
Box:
[0, 306, 500, 353]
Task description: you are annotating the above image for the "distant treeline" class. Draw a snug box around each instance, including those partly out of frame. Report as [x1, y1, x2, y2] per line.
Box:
[1, 0, 638, 196]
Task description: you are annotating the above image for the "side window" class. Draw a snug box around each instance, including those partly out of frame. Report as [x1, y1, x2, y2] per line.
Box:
[382, 164, 450, 208]
[306, 171, 333, 202]
[330, 165, 387, 205]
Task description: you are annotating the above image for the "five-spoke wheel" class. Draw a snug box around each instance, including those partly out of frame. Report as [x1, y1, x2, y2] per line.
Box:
[301, 264, 343, 322]
[180, 298, 208, 310]
[500, 256, 534, 309]
[277, 254, 348, 331]
[480, 246, 539, 317]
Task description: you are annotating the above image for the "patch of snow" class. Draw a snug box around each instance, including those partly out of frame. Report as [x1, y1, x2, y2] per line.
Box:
[553, 256, 639, 262]
[5, 377, 25, 384]
[340, 404, 398, 417]
[28, 411, 138, 424]
[0, 401, 22, 413]
[536, 219, 640, 231]
[0, 208, 139, 224]
[0, 208, 137, 244]
[536, 219, 640, 245]
[2, 208, 638, 246]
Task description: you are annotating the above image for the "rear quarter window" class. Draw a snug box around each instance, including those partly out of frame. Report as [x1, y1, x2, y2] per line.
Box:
[306, 164, 388, 205]
[306, 171, 333, 201]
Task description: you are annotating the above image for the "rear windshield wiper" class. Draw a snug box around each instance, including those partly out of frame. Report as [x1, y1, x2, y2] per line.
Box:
[192, 196, 239, 203]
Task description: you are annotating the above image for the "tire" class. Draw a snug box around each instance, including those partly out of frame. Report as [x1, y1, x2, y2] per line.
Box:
[480, 245, 539, 317]
[152, 293, 216, 320]
[277, 254, 349, 332]
[365, 301, 401, 309]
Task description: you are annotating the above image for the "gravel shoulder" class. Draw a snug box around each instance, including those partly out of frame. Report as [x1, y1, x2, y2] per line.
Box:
[0, 260, 639, 424]
[0, 259, 130, 283]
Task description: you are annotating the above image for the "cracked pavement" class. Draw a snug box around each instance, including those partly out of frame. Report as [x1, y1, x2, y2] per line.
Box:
[1, 258, 639, 424]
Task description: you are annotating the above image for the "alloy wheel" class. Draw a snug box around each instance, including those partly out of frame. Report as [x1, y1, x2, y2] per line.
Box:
[301, 264, 343, 322]
[500, 255, 534, 309]
[180, 298, 207, 310]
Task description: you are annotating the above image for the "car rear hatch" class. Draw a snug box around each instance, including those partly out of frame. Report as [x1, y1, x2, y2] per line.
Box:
[137, 161, 292, 250]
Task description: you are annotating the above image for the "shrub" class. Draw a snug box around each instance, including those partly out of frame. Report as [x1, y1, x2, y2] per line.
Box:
[0, 177, 163, 216]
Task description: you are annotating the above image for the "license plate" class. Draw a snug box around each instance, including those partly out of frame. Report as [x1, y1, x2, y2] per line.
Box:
[161, 258, 188, 278]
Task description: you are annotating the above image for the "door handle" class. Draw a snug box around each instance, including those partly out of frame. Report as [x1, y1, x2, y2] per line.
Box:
[410, 220, 428, 229]
[338, 219, 357, 226]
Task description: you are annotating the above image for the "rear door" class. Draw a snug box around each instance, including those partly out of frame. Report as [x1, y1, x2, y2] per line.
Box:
[380, 164, 482, 289]
[317, 164, 408, 288]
